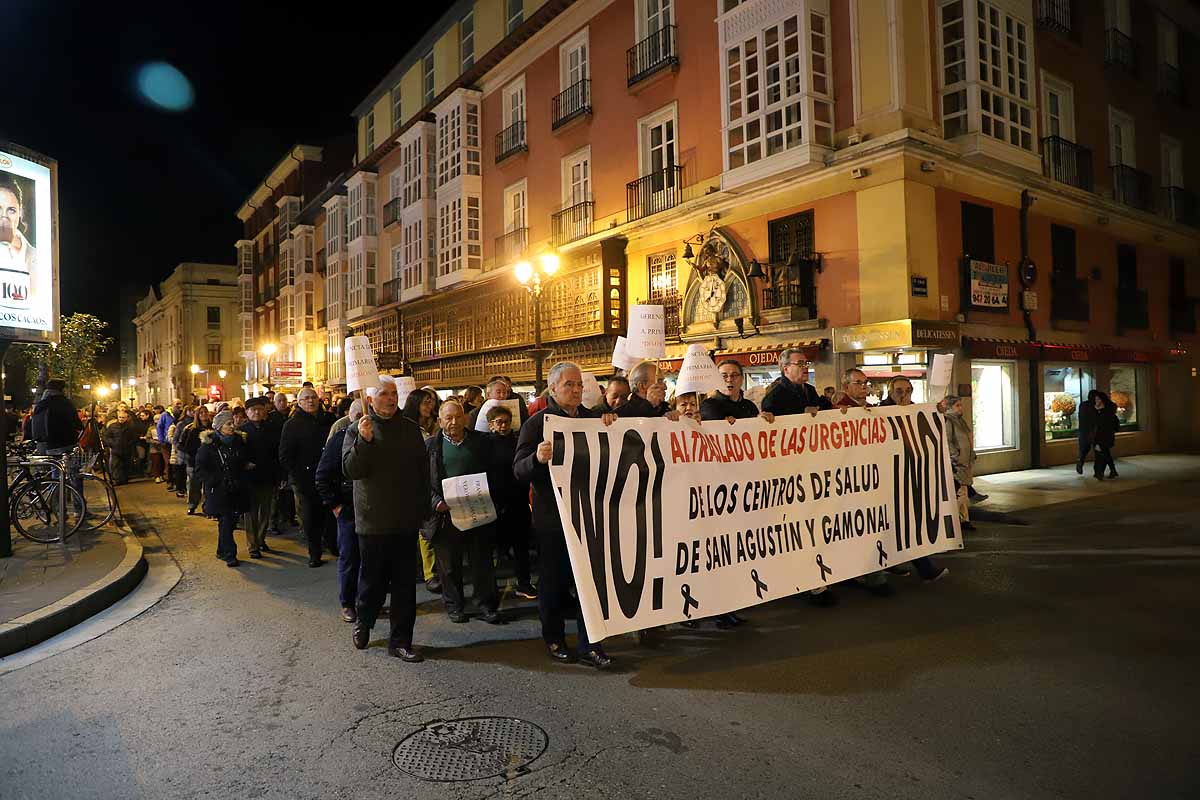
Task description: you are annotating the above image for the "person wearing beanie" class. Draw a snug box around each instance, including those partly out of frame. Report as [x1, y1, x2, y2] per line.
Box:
[195, 410, 251, 567]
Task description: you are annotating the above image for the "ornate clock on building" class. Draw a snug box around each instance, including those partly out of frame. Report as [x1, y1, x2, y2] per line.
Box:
[699, 273, 727, 312]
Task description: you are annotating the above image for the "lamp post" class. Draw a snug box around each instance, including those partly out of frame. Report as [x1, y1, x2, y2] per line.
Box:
[127, 377, 136, 404]
[514, 252, 560, 393]
[218, 369, 227, 400]
[260, 343, 277, 393]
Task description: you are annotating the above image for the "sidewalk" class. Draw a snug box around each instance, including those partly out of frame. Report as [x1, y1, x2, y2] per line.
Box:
[0, 507, 146, 657]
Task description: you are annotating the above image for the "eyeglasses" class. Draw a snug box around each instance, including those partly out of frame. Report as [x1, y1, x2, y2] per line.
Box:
[848, 380, 868, 386]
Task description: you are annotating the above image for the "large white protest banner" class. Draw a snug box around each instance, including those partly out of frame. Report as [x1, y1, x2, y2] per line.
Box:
[545, 405, 963, 641]
[441, 472, 497, 530]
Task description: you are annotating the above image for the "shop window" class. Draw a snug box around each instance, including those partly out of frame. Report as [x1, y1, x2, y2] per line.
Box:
[1044, 364, 1095, 440]
[1108, 366, 1140, 431]
[971, 361, 1017, 450]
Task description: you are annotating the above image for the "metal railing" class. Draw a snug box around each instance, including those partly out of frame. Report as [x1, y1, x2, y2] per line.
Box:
[552, 79, 591, 130]
[1111, 165, 1153, 211]
[383, 197, 402, 229]
[1105, 28, 1137, 75]
[495, 227, 529, 265]
[1035, 0, 1072, 33]
[627, 25, 678, 86]
[495, 120, 527, 163]
[1158, 62, 1183, 103]
[551, 200, 594, 247]
[1117, 288, 1149, 330]
[626, 165, 683, 222]
[380, 277, 402, 305]
[1163, 186, 1199, 227]
[1050, 274, 1089, 321]
[1042, 136, 1093, 191]
[761, 255, 820, 318]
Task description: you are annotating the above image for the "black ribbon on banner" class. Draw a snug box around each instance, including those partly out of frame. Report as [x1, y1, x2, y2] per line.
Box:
[876, 540, 888, 566]
[751, 569, 768, 599]
[680, 584, 700, 618]
[816, 555, 833, 582]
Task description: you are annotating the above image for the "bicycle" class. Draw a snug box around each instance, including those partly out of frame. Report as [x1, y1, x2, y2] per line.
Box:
[73, 448, 122, 531]
[7, 449, 87, 543]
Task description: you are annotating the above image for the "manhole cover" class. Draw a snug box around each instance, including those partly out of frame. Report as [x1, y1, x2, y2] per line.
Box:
[392, 717, 549, 782]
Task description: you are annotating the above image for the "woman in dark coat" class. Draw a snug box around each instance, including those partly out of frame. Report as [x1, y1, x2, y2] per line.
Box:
[1076, 389, 1099, 474]
[196, 411, 252, 566]
[1091, 391, 1120, 480]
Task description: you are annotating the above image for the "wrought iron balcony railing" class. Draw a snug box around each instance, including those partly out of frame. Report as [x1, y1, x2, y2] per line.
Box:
[1035, 0, 1072, 34]
[552, 79, 591, 130]
[1117, 288, 1149, 331]
[495, 120, 527, 163]
[761, 254, 820, 319]
[627, 25, 678, 86]
[551, 200, 594, 247]
[1158, 62, 1183, 103]
[495, 227, 529, 265]
[1042, 136, 1093, 192]
[626, 165, 683, 223]
[1105, 28, 1137, 76]
[1050, 274, 1089, 322]
[1111, 165, 1153, 211]
[1163, 186, 1199, 228]
[383, 197, 402, 229]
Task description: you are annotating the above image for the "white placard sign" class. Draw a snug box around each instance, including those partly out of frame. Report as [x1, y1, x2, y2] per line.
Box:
[929, 354, 955, 400]
[581, 371, 603, 409]
[611, 336, 641, 372]
[627, 304, 666, 358]
[544, 406, 963, 642]
[344, 336, 379, 394]
[676, 343, 722, 396]
[473, 398, 522, 432]
[441, 472, 497, 531]
[396, 376, 416, 405]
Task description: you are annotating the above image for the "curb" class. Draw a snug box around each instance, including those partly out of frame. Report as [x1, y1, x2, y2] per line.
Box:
[0, 534, 148, 658]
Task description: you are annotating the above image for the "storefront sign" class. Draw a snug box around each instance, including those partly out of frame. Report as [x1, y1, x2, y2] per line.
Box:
[834, 320, 959, 352]
[544, 407, 963, 641]
[655, 342, 825, 375]
[376, 351, 403, 370]
[272, 360, 303, 378]
[969, 260, 1009, 310]
[965, 338, 1040, 360]
[968, 339, 1167, 363]
[0, 142, 60, 344]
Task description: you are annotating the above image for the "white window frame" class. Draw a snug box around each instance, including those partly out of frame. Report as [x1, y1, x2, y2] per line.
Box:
[637, 102, 679, 178]
[507, 0, 524, 34]
[1105, 0, 1132, 35]
[461, 10, 475, 71]
[1040, 71, 1075, 142]
[503, 76, 526, 129]
[388, 169, 403, 203]
[1108, 106, 1136, 168]
[559, 27, 590, 91]
[503, 179, 528, 234]
[561, 145, 592, 207]
[423, 51, 435, 105]
[390, 86, 402, 133]
[391, 244, 404, 283]
[1161, 136, 1183, 188]
[365, 111, 375, 153]
[636, 0, 674, 42]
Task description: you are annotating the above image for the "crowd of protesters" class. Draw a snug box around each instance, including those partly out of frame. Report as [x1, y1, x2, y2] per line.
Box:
[9, 355, 1128, 668]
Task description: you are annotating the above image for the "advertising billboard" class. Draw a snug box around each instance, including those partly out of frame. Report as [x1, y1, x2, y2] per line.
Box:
[0, 142, 59, 344]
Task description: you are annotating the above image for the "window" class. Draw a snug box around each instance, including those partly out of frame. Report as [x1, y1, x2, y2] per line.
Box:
[648, 251, 680, 337]
[349, 183, 363, 241]
[390, 86, 402, 133]
[961, 202, 995, 261]
[1044, 365, 1096, 440]
[1109, 107, 1135, 167]
[1041, 73, 1074, 141]
[438, 105, 462, 187]
[1109, 366, 1141, 430]
[365, 180, 377, 236]
[206, 306, 220, 329]
[324, 202, 345, 256]
[938, 1, 1033, 152]
[1105, 0, 1131, 35]
[971, 361, 1017, 450]
[506, 0, 523, 34]
[562, 147, 591, 206]
[422, 51, 435, 105]
[639, 106, 678, 188]
[461, 11, 475, 71]
[391, 245, 403, 283]
[503, 77, 526, 128]
[504, 180, 527, 233]
[365, 111, 375, 153]
[389, 169, 403, 204]
[561, 30, 589, 90]
[1161, 136, 1183, 188]
[403, 219, 425, 290]
[207, 343, 221, 365]
[638, 0, 674, 40]
[1050, 224, 1076, 280]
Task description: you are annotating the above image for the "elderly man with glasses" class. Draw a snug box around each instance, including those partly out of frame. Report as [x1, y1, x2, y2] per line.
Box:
[762, 348, 831, 417]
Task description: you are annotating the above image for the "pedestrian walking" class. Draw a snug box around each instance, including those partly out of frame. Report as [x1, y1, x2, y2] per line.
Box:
[279, 387, 337, 567]
[178, 406, 212, 514]
[1091, 391, 1120, 480]
[486, 403, 536, 600]
[30, 379, 83, 455]
[342, 377, 430, 663]
[1076, 389, 1099, 475]
[317, 399, 364, 622]
[102, 408, 138, 485]
[195, 410, 251, 567]
[239, 396, 281, 558]
[944, 395, 977, 531]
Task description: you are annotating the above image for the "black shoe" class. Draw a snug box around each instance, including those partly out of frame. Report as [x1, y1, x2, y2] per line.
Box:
[259, 543, 272, 552]
[715, 612, 745, 629]
[308, 558, 323, 568]
[352, 624, 369, 650]
[186, 506, 197, 515]
[961, 521, 977, 531]
[1076, 462, 1084, 475]
[514, 582, 538, 600]
[636, 627, 664, 647]
[480, 609, 506, 625]
[341, 607, 357, 623]
[578, 649, 613, 670]
[970, 492, 989, 503]
[885, 565, 911, 576]
[1109, 471, 1118, 478]
[448, 612, 469, 624]
[808, 590, 838, 608]
[249, 550, 262, 559]
[546, 641, 575, 663]
[425, 578, 443, 595]
[388, 646, 424, 663]
[225, 558, 240, 568]
[865, 581, 894, 597]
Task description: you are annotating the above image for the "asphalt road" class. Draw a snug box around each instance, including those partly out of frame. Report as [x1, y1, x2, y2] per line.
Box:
[1, 476, 1197, 800]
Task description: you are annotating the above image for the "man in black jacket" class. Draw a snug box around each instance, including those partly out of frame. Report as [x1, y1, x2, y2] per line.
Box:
[514, 361, 615, 670]
[426, 400, 504, 624]
[589, 376, 630, 415]
[30, 380, 83, 454]
[761, 348, 831, 417]
[268, 392, 295, 533]
[240, 396, 281, 558]
[279, 387, 337, 567]
[620, 361, 671, 417]
[343, 377, 430, 663]
[701, 360, 763, 422]
[316, 399, 363, 622]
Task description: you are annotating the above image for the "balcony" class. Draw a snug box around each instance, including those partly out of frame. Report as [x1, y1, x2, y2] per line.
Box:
[1050, 274, 1089, 322]
[1105, 29, 1137, 76]
[383, 197, 402, 229]
[1042, 136, 1093, 192]
[552, 79, 591, 130]
[380, 277, 402, 306]
[761, 255, 820, 320]
[1111, 165, 1153, 211]
[1170, 300, 1197, 334]
[1117, 288, 1149, 331]
[495, 227, 528, 266]
[1158, 63, 1183, 104]
[1035, 0, 1072, 34]
[1163, 186, 1199, 228]
[551, 200, 594, 247]
[316, 248, 326, 276]
[626, 165, 683, 223]
[495, 120, 527, 163]
[316, 308, 327, 329]
[627, 25, 678, 87]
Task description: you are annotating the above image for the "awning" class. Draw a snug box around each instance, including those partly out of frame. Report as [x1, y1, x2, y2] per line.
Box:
[713, 338, 826, 369]
[966, 337, 1167, 363]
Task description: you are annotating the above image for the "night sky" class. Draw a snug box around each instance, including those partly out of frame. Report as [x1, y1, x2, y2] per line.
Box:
[5, 0, 444, 371]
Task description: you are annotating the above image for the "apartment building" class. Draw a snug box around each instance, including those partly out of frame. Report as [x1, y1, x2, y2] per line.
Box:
[257, 0, 1199, 473]
[133, 263, 240, 404]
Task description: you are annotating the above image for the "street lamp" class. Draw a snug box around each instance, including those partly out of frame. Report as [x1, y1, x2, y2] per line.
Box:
[127, 377, 136, 403]
[514, 252, 560, 393]
[260, 343, 277, 393]
[96, 386, 110, 399]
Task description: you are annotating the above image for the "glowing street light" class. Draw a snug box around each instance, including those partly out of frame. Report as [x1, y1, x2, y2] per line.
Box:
[218, 369, 227, 379]
[110, 382, 119, 391]
[127, 377, 136, 386]
[96, 386, 110, 398]
[260, 343, 278, 392]
[190, 363, 201, 374]
[514, 250, 561, 392]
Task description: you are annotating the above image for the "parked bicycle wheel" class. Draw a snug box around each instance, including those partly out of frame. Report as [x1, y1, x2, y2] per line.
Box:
[10, 478, 86, 543]
[79, 472, 118, 530]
